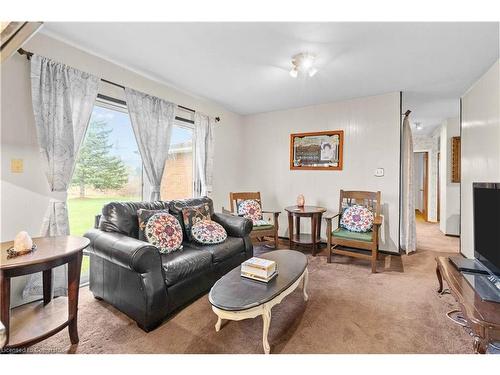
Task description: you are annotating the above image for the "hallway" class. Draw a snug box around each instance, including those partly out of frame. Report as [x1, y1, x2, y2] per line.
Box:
[416, 213, 460, 253]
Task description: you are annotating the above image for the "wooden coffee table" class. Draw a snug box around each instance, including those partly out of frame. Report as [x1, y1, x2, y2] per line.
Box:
[209, 250, 308, 354]
[0, 236, 89, 350]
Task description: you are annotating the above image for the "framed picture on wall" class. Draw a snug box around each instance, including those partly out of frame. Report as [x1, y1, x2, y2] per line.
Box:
[451, 136, 461, 183]
[290, 130, 344, 170]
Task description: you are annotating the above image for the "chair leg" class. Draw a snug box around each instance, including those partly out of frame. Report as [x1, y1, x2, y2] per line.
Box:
[274, 230, 279, 249]
[371, 246, 378, 273]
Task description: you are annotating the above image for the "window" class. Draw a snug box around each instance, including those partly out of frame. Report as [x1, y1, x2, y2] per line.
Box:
[160, 123, 195, 200]
[68, 101, 142, 284]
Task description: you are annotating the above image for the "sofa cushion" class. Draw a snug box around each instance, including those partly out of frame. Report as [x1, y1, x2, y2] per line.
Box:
[100, 201, 170, 238]
[161, 248, 212, 286]
[169, 197, 214, 238]
[191, 220, 227, 245]
[181, 203, 211, 241]
[187, 236, 244, 262]
[145, 213, 183, 254]
[137, 208, 169, 241]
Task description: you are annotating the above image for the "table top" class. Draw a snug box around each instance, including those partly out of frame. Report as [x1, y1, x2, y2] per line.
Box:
[284, 205, 327, 215]
[436, 257, 500, 330]
[1, 236, 90, 271]
[209, 250, 307, 311]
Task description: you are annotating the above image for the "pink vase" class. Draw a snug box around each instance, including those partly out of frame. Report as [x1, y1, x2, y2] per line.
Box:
[297, 194, 305, 207]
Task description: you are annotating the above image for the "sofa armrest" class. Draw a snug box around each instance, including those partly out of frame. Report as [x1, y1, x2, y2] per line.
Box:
[84, 229, 161, 274]
[211, 212, 253, 238]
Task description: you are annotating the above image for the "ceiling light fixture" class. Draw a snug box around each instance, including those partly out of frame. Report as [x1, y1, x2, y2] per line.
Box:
[415, 122, 423, 130]
[290, 53, 318, 78]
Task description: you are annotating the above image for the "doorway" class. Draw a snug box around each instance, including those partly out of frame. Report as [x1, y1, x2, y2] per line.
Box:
[414, 151, 428, 221]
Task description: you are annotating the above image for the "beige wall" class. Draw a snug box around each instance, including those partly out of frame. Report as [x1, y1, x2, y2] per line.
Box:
[461, 60, 500, 258]
[439, 117, 460, 236]
[240, 92, 401, 253]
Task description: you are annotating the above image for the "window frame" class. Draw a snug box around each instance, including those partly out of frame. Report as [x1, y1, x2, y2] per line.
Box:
[161, 119, 197, 200]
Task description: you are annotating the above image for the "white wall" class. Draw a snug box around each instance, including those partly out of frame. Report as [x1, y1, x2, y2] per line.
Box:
[1, 33, 244, 306]
[413, 133, 440, 222]
[461, 60, 500, 258]
[414, 153, 424, 212]
[439, 117, 460, 235]
[239, 92, 401, 253]
[1, 33, 244, 242]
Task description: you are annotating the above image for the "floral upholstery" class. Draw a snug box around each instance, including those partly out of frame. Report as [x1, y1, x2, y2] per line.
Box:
[181, 203, 211, 241]
[340, 204, 374, 233]
[145, 212, 183, 253]
[137, 208, 169, 241]
[191, 220, 227, 245]
[236, 199, 263, 222]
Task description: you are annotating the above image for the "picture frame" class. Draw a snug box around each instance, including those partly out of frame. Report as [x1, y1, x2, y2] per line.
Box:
[451, 136, 461, 183]
[290, 130, 344, 170]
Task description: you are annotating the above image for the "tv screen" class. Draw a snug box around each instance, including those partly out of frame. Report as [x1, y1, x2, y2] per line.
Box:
[473, 183, 500, 275]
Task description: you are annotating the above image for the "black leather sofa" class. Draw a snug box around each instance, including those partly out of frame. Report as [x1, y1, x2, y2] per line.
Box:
[84, 197, 253, 332]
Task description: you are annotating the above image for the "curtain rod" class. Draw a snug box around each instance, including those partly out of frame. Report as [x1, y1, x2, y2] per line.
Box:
[18, 48, 220, 122]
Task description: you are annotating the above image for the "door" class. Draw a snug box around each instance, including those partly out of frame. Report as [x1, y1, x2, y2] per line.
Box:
[414, 152, 429, 221]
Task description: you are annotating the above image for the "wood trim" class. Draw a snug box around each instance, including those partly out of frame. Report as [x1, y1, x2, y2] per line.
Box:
[0, 22, 43, 63]
[290, 130, 344, 170]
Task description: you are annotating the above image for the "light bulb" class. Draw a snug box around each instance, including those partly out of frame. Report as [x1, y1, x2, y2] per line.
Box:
[289, 68, 298, 78]
[308, 68, 318, 77]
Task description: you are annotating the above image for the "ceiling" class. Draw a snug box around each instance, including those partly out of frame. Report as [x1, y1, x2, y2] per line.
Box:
[41, 22, 499, 133]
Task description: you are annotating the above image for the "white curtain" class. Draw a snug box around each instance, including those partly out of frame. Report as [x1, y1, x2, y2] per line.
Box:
[24, 54, 100, 299]
[124, 88, 176, 201]
[194, 113, 215, 197]
[400, 114, 417, 253]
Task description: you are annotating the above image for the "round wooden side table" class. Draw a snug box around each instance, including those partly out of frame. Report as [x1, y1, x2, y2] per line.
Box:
[285, 205, 327, 256]
[0, 235, 90, 350]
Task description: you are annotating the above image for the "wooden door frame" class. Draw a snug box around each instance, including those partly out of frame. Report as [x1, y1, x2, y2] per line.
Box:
[414, 151, 429, 222]
[437, 152, 440, 222]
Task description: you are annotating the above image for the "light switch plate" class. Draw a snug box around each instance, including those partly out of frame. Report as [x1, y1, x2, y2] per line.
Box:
[374, 168, 384, 177]
[11, 159, 24, 173]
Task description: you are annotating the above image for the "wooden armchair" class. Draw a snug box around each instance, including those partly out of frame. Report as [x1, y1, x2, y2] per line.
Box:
[223, 192, 280, 249]
[325, 190, 382, 273]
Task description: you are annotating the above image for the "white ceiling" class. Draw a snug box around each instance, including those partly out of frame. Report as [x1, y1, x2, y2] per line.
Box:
[41, 22, 499, 132]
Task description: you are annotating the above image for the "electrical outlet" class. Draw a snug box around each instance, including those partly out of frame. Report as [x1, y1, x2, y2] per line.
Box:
[11, 159, 24, 173]
[374, 168, 384, 177]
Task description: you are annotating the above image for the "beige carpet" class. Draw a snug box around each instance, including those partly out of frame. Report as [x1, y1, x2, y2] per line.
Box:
[30, 231, 473, 354]
[416, 214, 460, 253]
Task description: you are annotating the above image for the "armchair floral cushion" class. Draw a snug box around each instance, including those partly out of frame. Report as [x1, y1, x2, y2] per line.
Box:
[340, 204, 374, 233]
[236, 199, 263, 223]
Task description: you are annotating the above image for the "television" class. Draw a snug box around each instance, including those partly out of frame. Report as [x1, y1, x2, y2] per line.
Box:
[473, 182, 500, 276]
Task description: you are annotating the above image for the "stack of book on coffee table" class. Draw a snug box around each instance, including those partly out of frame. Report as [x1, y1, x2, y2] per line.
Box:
[241, 257, 278, 282]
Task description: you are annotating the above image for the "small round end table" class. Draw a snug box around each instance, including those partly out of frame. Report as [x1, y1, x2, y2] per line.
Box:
[0, 235, 89, 350]
[285, 205, 326, 256]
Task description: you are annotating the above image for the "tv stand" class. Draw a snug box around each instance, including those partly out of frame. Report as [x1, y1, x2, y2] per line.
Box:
[435, 257, 500, 353]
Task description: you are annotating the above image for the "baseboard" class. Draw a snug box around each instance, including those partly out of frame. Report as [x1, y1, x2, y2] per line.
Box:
[445, 234, 460, 238]
[277, 236, 401, 257]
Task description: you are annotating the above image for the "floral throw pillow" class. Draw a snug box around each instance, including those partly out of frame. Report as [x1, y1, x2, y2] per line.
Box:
[137, 208, 169, 241]
[340, 205, 374, 233]
[237, 199, 263, 223]
[181, 203, 211, 241]
[145, 213, 183, 253]
[191, 220, 227, 245]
